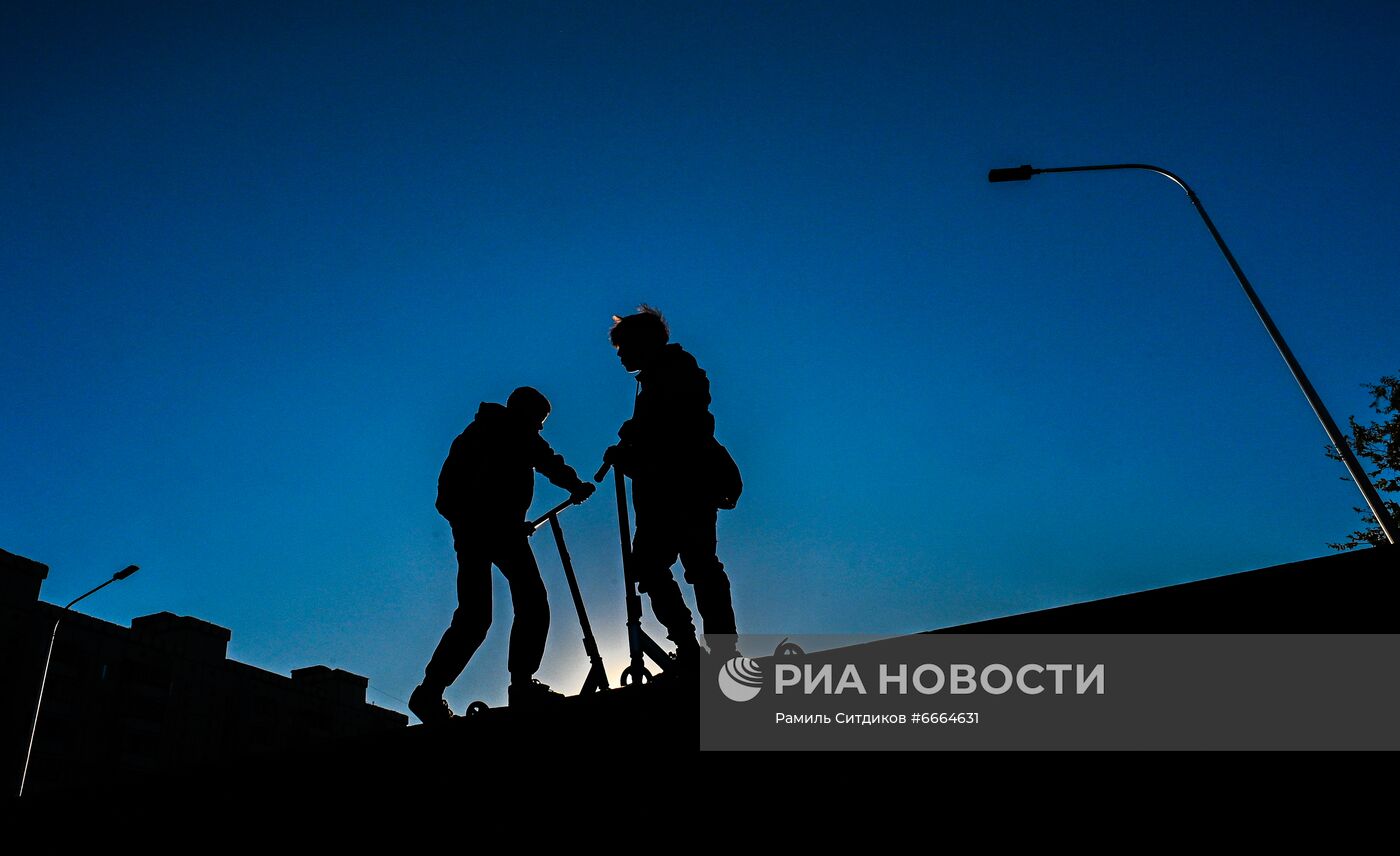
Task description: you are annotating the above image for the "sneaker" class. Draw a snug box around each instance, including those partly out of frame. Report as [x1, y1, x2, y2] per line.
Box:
[673, 634, 701, 661]
[653, 642, 701, 687]
[409, 684, 454, 725]
[702, 644, 740, 678]
[705, 638, 741, 661]
[508, 678, 566, 708]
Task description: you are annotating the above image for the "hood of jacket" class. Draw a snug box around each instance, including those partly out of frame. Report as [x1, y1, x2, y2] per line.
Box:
[474, 401, 510, 424]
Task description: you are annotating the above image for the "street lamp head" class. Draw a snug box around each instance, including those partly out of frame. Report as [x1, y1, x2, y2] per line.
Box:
[988, 165, 1036, 183]
[113, 565, 139, 580]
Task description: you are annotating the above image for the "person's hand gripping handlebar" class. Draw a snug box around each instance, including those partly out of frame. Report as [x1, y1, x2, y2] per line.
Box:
[595, 443, 624, 482]
[523, 482, 595, 538]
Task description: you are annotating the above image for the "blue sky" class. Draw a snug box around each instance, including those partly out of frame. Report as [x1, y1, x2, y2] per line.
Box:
[4, 1, 1396, 715]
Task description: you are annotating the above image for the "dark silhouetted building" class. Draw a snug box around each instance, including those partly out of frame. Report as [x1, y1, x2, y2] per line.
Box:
[1, 548, 406, 796]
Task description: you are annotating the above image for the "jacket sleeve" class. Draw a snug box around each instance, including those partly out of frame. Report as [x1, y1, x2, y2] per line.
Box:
[530, 434, 585, 491]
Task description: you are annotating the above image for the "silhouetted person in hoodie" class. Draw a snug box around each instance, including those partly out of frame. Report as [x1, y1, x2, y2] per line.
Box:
[603, 306, 739, 673]
[410, 386, 594, 723]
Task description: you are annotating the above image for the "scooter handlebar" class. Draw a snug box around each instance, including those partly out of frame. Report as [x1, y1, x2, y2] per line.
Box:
[528, 497, 577, 534]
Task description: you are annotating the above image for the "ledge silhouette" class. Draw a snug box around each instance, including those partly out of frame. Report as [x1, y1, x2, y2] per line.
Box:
[19, 545, 1394, 810]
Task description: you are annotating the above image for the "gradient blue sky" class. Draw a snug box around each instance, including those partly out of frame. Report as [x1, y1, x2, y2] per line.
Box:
[4, 2, 1397, 716]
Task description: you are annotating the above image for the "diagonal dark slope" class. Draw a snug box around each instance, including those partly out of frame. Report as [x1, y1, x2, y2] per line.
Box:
[930, 545, 1396, 633]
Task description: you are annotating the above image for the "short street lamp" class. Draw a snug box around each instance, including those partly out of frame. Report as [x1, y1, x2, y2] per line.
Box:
[19, 564, 140, 797]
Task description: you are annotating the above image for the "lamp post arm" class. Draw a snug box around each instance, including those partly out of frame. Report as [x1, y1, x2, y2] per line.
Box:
[64, 578, 116, 610]
[991, 162, 1398, 546]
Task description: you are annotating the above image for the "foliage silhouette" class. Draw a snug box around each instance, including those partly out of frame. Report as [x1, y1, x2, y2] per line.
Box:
[1326, 372, 1400, 550]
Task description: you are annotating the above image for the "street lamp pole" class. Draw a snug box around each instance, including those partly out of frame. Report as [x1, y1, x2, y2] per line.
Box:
[18, 564, 139, 798]
[988, 162, 1397, 547]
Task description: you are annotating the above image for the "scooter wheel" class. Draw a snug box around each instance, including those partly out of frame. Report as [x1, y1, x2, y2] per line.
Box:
[620, 665, 652, 686]
[465, 700, 490, 717]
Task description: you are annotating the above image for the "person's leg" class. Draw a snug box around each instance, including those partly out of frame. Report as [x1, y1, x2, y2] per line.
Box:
[494, 535, 550, 685]
[413, 527, 493, 721]
[631, 521, 698, 649]
[678, 508, 737, 654]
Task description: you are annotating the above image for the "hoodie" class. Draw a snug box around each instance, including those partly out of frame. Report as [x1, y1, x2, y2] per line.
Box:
[617, 342, 717, 483]
[435, 402, 584, 527]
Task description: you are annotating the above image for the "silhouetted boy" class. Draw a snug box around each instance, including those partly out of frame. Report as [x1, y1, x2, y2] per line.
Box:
[410, 386, 594, 723]
[603, 306, 738, 673]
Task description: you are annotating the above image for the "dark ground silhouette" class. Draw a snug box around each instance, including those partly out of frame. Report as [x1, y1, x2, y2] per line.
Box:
[16, 545, 1393, 816]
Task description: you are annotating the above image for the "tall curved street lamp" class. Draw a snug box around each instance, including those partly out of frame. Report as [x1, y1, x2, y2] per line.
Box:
[18, 564, 140, 798]
[988, 162, 1397, 548]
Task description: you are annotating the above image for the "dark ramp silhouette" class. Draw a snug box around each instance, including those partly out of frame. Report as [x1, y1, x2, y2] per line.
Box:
[410, 386, 595, 724]
[23, 547, 1392, 813]
[932, 545, 1398, 633]
[600, 306, 742, 677]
